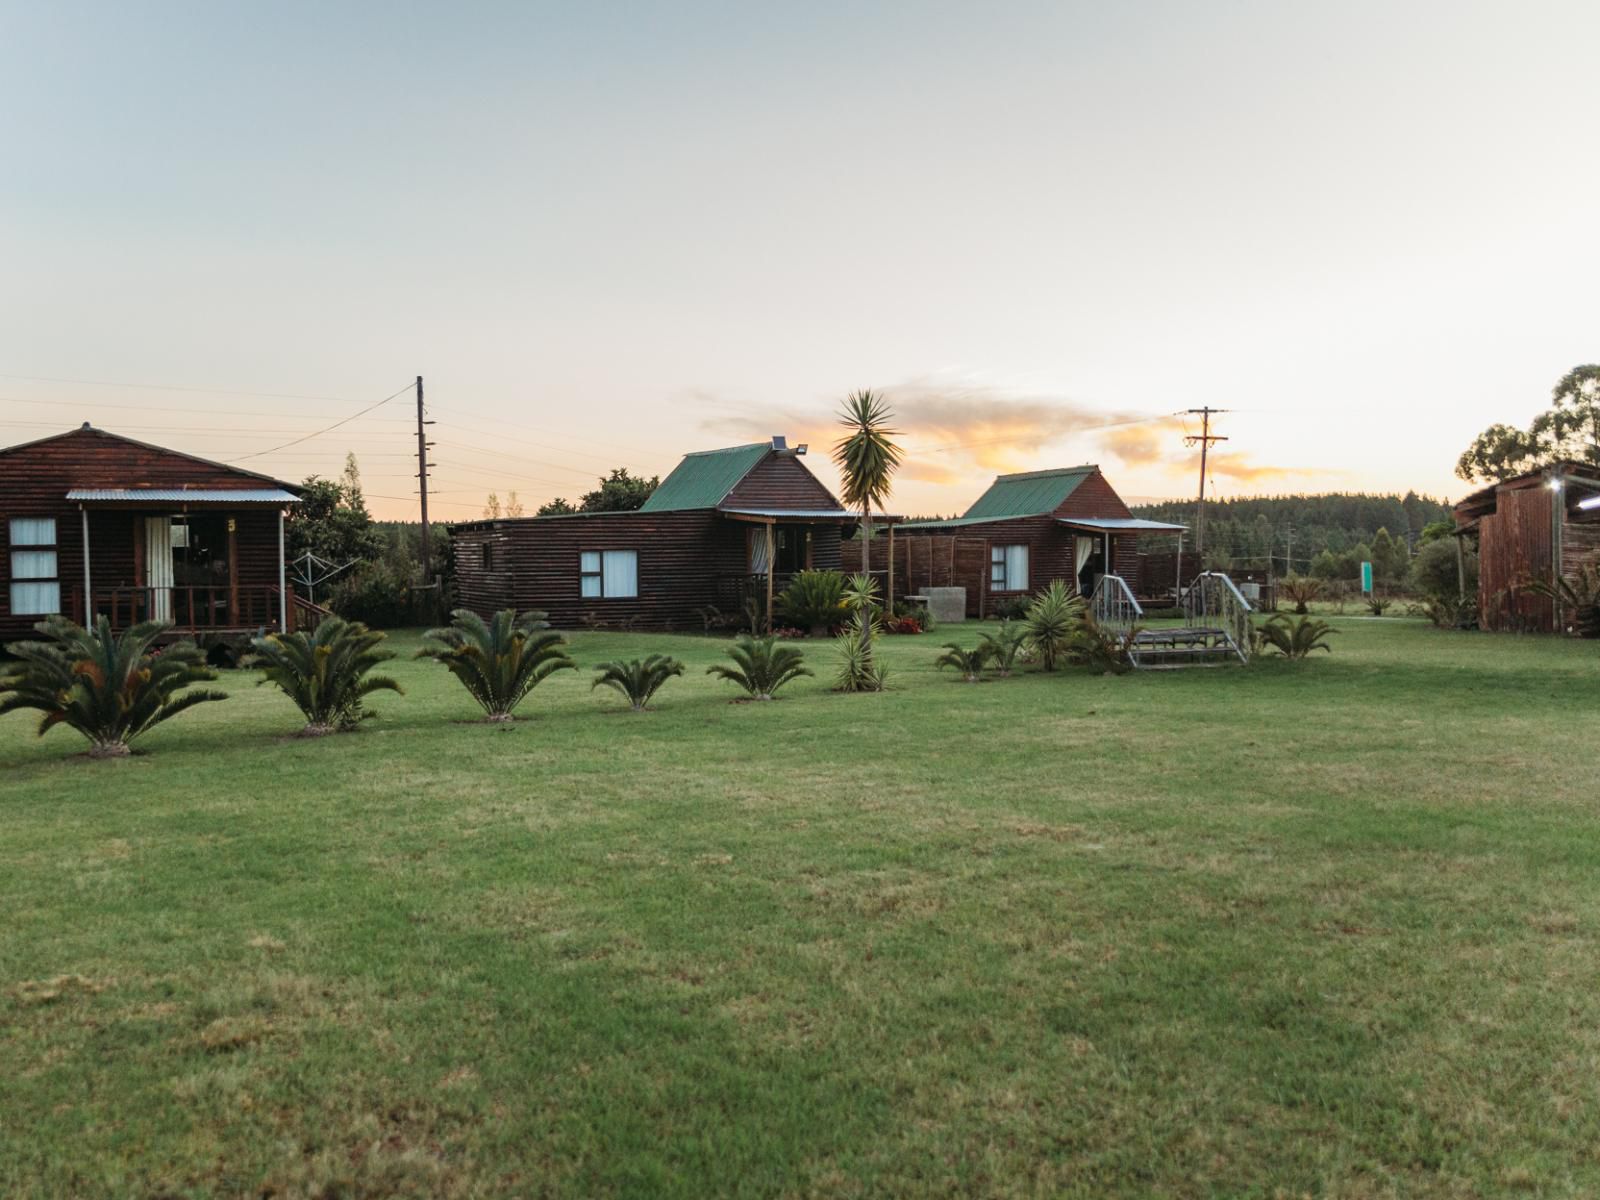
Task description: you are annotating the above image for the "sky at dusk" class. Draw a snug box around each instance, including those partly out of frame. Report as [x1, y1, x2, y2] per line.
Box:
[2, 1, 1597, 520]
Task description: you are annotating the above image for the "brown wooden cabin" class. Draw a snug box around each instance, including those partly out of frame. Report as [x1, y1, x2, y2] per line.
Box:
[450, 438, 865, 629]
[0, 424, 307, 648]
[880, 465, 1187, 616]
[1454, 461, 1600, 633]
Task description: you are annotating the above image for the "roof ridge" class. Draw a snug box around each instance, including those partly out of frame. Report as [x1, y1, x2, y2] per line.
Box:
[993, 465, 1097, 481]
[681, 442, 769, 458]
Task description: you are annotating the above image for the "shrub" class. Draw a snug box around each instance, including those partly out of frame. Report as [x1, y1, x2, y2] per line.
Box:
[250, 617, 402, 735]
[592, 655, 685, 711]
[1527, 563, 1600, 638]
[1255, 614, 1337, 659]
[1068, 617, 1140, 675]
[990, 595, 1031, 621]
[417, 608, 575, 721]
[977, 620, 1026, 677]
[707, 634, 811, 700]
[779, 570, 848, 634]
[1364, 594, 1392, 617]
[326, 559, 418, 629]
[884, 615, 923, 635]
[0, 616, 226, 758]
[1279, 576, 1323, 615]
[835, 616, 890, 692]
[935, 641, 990, 682]
[1023, 581, 1087, 671]
[1410, 537, 1477, 604]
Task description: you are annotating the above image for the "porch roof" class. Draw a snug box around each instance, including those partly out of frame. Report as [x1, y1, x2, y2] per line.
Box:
[67, 487, 299, 504]
[1056, 516, 1187, 533]
[721, 507, 882, 523]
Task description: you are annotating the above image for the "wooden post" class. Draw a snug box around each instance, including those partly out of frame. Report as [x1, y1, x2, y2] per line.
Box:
[79, 506, 91, 623]
[887, 521, 896, 613]
[764, 521, 775, 634]
[278, 510, 288, 633]
[1551, 475, 1564, 632]
[227, 518, 239, 625]
[1455, 531, 1466, 605]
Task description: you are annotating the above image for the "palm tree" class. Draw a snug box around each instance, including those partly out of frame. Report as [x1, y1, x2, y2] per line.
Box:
[417, 608, 575, 721]
[0, 616, 226, 758]
[832, 389, 902, 575]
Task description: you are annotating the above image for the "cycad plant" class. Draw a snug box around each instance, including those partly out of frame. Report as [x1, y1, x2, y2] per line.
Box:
[1279, 575, 1323, 615]
[250, 616, 402, 735]
[978, 620, 1027, 677]
[417, 608, 574, 721]
[1023, 580, 1087, 671]
[707, 634, 811, 701]
[935, 641, 991, 682]
[0, 616, 225, 758]
[591, 654, 685, 712]
[1069, 617, 1142, 675]
[779, 569, 848, 636]
[1255, 614, 1337, 660]
[1528, 564, 1600, 637]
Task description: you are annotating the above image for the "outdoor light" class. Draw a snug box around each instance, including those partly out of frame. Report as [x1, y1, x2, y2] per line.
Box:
[1579, 495, 1600, 511]
[1548, 477, 1563, 491]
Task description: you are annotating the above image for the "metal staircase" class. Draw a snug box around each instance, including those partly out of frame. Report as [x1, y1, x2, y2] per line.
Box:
[1088, 572, 1253, 669]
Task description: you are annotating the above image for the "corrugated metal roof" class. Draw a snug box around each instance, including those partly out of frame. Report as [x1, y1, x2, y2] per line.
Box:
[67, 488, 299, 503]
[721, 507, 857, 520]
[639, 443, 770, 512]
[1056, 517, 1187, 532]
[963, 466, 1096, 520]
[896, 513, 1032, 531]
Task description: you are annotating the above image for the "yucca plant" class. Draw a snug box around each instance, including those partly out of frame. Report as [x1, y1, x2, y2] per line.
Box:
[1279, 575, 1323, 615]
[0, 616, 225, 758]
[250, 616, 401, 735]
[978, 620, 1027, 677]
[707, 634, 811, 701]
[591, 654, 685, 712]
[1255, 614, 1337, 660]
[834, 614, 889, 692]
[935, 640, 991, 682]
[1023, 580, 1087, 671]
[417, 608, 574, 721]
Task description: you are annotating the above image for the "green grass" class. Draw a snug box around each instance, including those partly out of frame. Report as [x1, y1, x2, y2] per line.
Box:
[3, 618, 1598, 1198]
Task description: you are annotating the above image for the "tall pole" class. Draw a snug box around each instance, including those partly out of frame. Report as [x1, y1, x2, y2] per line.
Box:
[1184, 408, 1229, 559]
[416, 375, 431, 579]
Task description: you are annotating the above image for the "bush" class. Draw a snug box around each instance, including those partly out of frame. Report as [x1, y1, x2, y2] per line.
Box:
[1068, 618, 1140, 675]
[990, 595, 1031, 621]
[327, 559, 418, 628]
[1023, 581, 1087, 671]
[592, 655, 685, 711]
[0, 616, 225, 758]
[1255, 614, 1336, 659]
[417, 608, 575, 721]
[250, 617, 402, 735]
[707, 635, 811, 700]
[779, 570, 848, 634]
[935, 641, 990, 682]
[1409, 538, 1477, 604]
[884, 615, 923, 635]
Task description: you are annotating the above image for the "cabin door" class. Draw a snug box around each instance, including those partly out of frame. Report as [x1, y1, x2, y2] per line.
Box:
[144, 516, 174, 621]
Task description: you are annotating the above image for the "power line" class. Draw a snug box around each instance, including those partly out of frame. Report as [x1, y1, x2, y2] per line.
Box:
[228, 382, 415, 463]
[0, 371, 366, 404]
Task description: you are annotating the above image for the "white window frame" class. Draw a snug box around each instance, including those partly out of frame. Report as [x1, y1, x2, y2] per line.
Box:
[580, 549, 639, 599]
[989, 543, 1029, 592]
[9, 516, 62, 616]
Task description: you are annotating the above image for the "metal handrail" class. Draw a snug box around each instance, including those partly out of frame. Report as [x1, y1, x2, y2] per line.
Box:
[1090, 573, 1143, 633]
[1181, 572, 1253, 662]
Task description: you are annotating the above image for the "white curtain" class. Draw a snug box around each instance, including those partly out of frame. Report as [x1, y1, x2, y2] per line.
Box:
[145, 517, 174, 621]
[580, 550, 602, 597]
[749, 529, 771, 574]
[1005, 545, 1029, 592]
[10, 550, 56, 579]
[1075, 536, 1094, 577]
[602, 550, 638, 598]
[10, 582, 61, 615]
[8, 517, 56, 545]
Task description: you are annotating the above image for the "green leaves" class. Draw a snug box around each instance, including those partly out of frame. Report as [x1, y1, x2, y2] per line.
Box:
[707, 635, 812, 701]
[417, 608, 574, 721]
[831, 390, 902, 512]
[1023, 581, 1087, 672]
[0, 615, 225, 757]
[935, 641, 990, 682]
[1255, 614, 1337, 660]
[591, 655, 685, 712]
[251, 617, 402, 734]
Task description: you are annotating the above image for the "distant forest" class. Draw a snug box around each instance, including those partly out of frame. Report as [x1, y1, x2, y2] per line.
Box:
[1130, 491, 1454, 574]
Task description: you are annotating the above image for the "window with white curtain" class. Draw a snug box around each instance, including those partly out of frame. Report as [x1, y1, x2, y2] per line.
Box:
[580, 549, 638, 598]
[9, 516, 61, 615]
[990, 544, 1029, 592]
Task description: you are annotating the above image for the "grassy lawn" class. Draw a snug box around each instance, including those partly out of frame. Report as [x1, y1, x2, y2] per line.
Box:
[3, 617, 1598, 1198]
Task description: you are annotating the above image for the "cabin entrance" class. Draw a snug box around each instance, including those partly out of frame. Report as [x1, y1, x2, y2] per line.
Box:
[144, 514, 233, 623]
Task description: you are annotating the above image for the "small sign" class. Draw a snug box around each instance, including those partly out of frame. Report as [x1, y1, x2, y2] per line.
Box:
[227, 518, 236, 533]
[1361, 561, 1373, 593]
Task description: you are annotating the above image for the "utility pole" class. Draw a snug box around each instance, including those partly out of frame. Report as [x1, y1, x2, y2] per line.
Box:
[1284, 523, 1294, 578]
[415, 375, 435, 578]
[1184, 408, 1228, 558]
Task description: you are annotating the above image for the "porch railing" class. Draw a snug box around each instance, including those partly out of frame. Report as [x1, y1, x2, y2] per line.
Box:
[1181, 572, 1254, 663]
[76, 585, 326, 634]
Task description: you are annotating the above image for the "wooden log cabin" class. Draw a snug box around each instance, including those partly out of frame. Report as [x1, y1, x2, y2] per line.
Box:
[1453, 460, 1600, 633]
[0, 424, 306, 647]
[450, 438, 864, 629]
[881, 465, 1187, 616]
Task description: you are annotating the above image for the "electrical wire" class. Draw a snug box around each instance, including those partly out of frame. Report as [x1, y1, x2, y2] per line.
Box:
[228, 383, 415, 463]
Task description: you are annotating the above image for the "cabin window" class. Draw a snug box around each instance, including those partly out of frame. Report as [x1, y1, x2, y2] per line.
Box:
[990, 544, 1029, 592]
[482, 542, 495, 572]
[9, 517, 61, 615]
[580, 549, 638, 598]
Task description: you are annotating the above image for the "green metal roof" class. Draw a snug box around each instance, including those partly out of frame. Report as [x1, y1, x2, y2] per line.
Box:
[639, 443, 771, 513]
[896, 513, 1033, 531]
[962, 466, 1097, 520]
